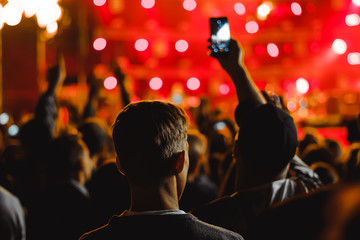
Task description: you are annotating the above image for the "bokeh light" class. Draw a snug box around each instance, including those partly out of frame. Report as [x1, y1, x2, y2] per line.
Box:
[332, 39, 347, 55]
[175, 40, 189, 52]
[2, 2, 22, 26]
[8, 124, 19, 137]
[245, 21, 259, 34]
[345, 14, 360, 27]
[141, 0, 155, 9]
[291, 2, 302, 16]
[257, 2, 273, 20]
[353, 0, 360, 6]
[135, 38, 149, 51]
[103, 76, 118, 90]
[187, 77, 200, 90]
[46, 21, 58, 34]
[283, 43, 293, 54]
[183, 0, 197, 11]
[296, 78, 310, 94]
[0, 113, 9, 125]
[287, 100, 297, 112]
[149, 77, 163, 90]
[219, 84, 230, 95]
[234, 2, 246, 15]
[172, 93, 183, 104]
[93, 0, 107, 7]
[255, 45, 266, 55]
[348, 52, 360, 65]
[267, 43, 279, 57]
[36, 2, 62, 27]
[93, 38, 107, 51]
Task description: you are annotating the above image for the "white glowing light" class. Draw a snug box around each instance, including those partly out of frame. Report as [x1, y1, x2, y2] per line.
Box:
[187, 77, 200, 90]
[291, 2, 302, 16]
[345, 14, 360, 27]
[183, 0, 197, 11]
[245, 21, 259, 34]
[332, 39, 347, 55]
[234, 2, 246, 15]
[37, 2, 62, 27]
[353, 0, 360, 6]
[2, 2, 22, 26]
[0, 113, 10, 125]
[257, 2, 273, 20]
[296, 78, 310, 94]
[149, 77, 163, 90]
[267, 43, 279, 57]
[348, 52, 360, 65]
[46, 21, 58, 34]
[8, 124, 19, 137]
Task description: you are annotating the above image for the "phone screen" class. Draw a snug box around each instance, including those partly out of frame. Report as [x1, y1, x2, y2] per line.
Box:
[210, 17, 231, 55]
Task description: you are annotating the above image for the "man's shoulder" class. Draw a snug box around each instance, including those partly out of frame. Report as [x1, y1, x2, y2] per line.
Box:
[80, 213, 243, 240]
[191, 193, 243, 215]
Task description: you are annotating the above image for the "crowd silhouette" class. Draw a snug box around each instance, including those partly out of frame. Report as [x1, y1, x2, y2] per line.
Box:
[0, 37, 360, 240]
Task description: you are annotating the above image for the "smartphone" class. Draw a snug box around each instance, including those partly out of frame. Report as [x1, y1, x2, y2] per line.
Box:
[210, 17, 231, 55]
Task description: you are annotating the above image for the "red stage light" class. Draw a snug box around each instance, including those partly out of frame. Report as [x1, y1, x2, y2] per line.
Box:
[267, 43, 279, 57]
[254, 45, 266, 55]
[234, 2, 246, 15]
[135, 39, 149, 51]
[283, 43, 293, 54]
[348, 52, 360, 65]
[93, 38, 107, 51]
[346, 14, 360, 27]
[103, 76, 117, 90]
[187, 77, 200, 90]
[291, 2, 302, 16]
[175, 40, 189, 52]
[93, 0, 106, 7]
[332, 39, 347, 55]
[183, 0, 197, 11]
[149, 77, 163, 90]
[219, 84, 230, 95]
[310, 42, 320, 52]
[245, 21, 259, 34]
[141, 0, 155, 9]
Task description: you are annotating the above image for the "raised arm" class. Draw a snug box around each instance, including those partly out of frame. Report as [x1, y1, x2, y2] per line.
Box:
[211, 39, 265, 106]
[112, 62, 131, 107]
[35, 54, 66, 136]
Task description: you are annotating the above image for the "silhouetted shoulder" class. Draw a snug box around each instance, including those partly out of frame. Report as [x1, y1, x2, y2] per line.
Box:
[79, 213, 244, 240]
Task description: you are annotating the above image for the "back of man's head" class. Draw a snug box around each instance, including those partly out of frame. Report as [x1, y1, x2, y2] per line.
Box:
[187, 129, 207, 175]
[112, 101, 188, 187]
[236, 104, 298, 175]
[78, 118, 109, 158]
[47, 135, 88, 182]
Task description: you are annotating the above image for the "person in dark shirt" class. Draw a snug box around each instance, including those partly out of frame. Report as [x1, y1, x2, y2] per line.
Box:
[79, 100, 243, 240]
[191, 39, 313, 237]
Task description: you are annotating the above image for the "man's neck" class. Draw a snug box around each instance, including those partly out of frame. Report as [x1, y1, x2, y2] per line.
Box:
[129, 178, 180, 212]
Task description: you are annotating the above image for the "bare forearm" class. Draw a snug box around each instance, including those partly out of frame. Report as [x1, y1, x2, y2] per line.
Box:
[227, 65, 266, 105]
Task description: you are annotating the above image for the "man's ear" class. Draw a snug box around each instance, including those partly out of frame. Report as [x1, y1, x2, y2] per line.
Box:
[174, 151, 185, 174]
[115, 157, 126, 176]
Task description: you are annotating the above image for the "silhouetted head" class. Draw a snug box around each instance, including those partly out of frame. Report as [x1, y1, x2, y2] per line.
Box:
[235, 104, 298, 175]
[112, 100, 189, 188]
[47, 135, 92, 183]
[187, 129, 207, 175]
[78, 118, 110, 159]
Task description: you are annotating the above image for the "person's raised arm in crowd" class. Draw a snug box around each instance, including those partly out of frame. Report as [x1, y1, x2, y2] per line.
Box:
[212, 39, 265, 107]
[112, 62, 131, 107]
[35, 54, 66, 137]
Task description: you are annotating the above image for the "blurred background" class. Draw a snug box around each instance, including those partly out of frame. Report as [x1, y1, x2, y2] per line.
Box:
[0, 0, 359, 145]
